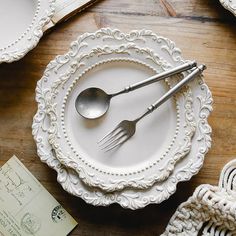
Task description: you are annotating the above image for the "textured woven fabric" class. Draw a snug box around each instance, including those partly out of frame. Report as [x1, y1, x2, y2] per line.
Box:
[162, 159, 236, 236]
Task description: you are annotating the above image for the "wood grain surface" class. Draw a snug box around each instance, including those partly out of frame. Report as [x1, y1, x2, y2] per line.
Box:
[0, 0, 236, 235]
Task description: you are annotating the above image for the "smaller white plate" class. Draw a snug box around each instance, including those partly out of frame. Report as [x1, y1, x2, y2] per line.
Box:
[219, 0, 236, 16]
[0, 0, 55, 63]
[46, 44, 196, 192]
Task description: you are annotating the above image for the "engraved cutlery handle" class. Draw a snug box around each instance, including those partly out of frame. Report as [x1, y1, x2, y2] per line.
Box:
[134, 64, 206, 122]
[112, 61, 197, 97]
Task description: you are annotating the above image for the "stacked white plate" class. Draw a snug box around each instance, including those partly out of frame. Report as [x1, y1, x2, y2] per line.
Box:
[32, 28, 213, 210]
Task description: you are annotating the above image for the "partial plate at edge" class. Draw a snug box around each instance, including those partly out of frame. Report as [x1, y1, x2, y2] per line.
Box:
[0, 0, 55, 63]
[32, 28, 213, 209]
[219, 0, 236, 16]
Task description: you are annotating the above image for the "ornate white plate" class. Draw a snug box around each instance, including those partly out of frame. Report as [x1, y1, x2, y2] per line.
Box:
[32, 28, 213, 209]
[219, 0, 236, 16]
[45, 44, 196, 192]
[0, 0, 55, 63]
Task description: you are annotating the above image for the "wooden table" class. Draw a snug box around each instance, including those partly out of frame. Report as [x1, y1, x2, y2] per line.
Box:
[0, 0, 235, 235]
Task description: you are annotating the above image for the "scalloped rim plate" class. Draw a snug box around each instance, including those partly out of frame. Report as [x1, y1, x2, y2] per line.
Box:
[45, 44, 196, 192]
[32, 28, 213, 209]
[0, 0, 55, 63]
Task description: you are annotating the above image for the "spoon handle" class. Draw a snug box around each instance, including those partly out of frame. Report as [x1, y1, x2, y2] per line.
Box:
[134, 64, 206, 123]
[111, 61, 197, 97]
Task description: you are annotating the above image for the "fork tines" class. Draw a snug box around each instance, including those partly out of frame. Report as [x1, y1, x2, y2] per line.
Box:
[98, 121, 132, 152]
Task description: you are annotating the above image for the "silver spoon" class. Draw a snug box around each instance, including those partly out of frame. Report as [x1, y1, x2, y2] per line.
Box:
[75, 61, 197, 119]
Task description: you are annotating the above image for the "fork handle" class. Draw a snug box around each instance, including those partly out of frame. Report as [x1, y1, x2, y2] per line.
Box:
[111, 61, 197, 97]
[134, 64, 206, 123]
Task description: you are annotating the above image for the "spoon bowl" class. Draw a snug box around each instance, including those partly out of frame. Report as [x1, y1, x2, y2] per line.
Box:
[75, 87, 111, 119]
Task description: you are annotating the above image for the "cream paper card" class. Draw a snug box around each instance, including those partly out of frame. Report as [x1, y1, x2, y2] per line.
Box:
[43, 0, 98, 32]
[0, 156, 77, 236]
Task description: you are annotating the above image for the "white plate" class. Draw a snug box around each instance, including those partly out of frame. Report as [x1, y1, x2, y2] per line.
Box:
[219, 0, 236, 16]
[32, 28, 213, 209]
[46, 44, 196, 192]
[0, 0, 55, 63]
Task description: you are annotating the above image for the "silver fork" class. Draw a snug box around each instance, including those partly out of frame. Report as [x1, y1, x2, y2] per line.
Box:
[98, 64, 206, 151]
